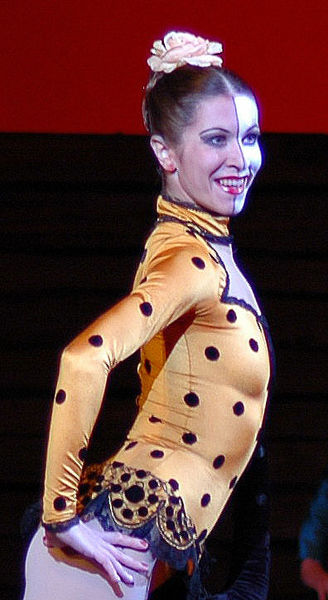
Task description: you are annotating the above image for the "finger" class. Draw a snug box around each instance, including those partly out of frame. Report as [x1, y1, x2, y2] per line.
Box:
[92, 549, 122, 584]
[108, 545, 150, 573]
[108, 554, 136, 586]
[103, 531, 149, 551]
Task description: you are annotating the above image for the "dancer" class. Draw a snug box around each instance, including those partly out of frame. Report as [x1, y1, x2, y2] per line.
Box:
[24, 31, 272, 599]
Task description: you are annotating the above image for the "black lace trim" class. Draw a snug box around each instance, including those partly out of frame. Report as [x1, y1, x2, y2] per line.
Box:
[157, 215, 234, 245]
[43, 515, 80, 532]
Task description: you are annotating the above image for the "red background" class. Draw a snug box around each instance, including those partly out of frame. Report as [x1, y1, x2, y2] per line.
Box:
[1, 0, 327, 134]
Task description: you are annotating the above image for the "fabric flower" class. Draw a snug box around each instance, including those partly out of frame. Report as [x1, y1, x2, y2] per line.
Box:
[147, 31, 223, 74]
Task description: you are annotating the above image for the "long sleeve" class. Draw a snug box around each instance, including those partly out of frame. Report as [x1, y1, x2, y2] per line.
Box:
[42, 236, 218, 526]
[299, 475, 328, 565]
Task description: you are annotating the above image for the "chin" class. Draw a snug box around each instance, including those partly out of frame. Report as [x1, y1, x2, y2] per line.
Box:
[231, 195, 247, 216]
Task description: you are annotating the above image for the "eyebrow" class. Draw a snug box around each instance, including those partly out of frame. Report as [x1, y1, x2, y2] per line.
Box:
[200, 127, 230, 135]
[199, 124, 260, 136]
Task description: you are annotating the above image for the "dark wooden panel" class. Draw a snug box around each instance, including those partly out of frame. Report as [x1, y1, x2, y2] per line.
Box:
[234, 188, 328, 254]
[0, 133, 327, 187]
[271, 490, 313, 540]
[270, 542, 306, 599]
[1, 252, 138, 293]
[0, 133, 158, 185]
[0, 189, 156, 251]
[268, 440, 328, 486]
[268, 398, 328, 440]
[0, 132, 327, 600]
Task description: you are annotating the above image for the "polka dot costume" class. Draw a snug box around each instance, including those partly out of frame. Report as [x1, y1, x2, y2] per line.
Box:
[43, 196, 271, 553]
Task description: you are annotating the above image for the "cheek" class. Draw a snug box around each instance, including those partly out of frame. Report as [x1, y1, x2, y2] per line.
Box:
[245, 144, 262, 175]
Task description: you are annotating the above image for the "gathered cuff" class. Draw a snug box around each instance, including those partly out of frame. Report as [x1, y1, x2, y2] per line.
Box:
[42, 515, 80, 532]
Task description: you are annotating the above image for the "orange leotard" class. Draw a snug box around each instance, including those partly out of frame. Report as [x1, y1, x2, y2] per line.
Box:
[43, 196, 271, 551]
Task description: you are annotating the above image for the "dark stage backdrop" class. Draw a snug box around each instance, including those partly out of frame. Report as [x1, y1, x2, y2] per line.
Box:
[0, 131, 327, 599]
[0, 0, 327, 134]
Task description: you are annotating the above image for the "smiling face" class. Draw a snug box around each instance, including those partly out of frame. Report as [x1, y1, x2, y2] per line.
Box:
[156, 94, 262, 216]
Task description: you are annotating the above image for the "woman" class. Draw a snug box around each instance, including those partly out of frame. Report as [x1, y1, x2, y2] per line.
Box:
[24, 31, 272, 600]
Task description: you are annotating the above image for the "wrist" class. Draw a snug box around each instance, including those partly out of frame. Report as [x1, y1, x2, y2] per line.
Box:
[42, 515, 80, 533]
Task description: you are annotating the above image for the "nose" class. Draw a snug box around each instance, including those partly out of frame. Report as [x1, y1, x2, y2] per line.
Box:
[226, 140, 246, 171]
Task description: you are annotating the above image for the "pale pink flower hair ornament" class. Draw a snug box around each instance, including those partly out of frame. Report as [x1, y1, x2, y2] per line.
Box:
[147, 31, 223, 74]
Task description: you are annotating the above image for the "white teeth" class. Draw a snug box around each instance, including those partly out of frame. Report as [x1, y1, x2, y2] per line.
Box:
[218, 177, 246, 187]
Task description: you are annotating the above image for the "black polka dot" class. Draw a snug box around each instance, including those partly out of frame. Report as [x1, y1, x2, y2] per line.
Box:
[249, 338, 259, 352]
[182, 432, 197, 445]
[205, 346, 220, 361]
[184, 392, 199, 407]
[233, 402, 245, 416]
[93, 484, 102, 493]
[227, 309, 237, 323]
[54, 496, 66, 511]
[140, 302, 153, 316]
[122, 508, 133, 520]
[138, 506, 148, 517]
[169, 496, 179, 505]
[151, 450, 164, 459]
[201, 494, 211, 507]
[88, 335, 103, 347]
[125, 485, 145, 503]
[149, 479, 158, 489]
[55, 389, 66, 404]
[192, 256, 205, 269]
[148, 494, 159, 504]
[136, 469, 147, 479]
[78, 483, 90, 495]
[166, 506, 174, 517]
[112, 498, 123, 508]
[111, 483, 122, 493]
[213, 455, 225, 469]
[96, 475, 104, 482]
[149, 415, 162, 423]
[121, 473, 131, 482]
[166, 519, 175, 531]
[169, 479, 179, 491]
[145, 359, 151, 373]
[112, 461, 123, 468]
[78, 447, 88, 461]
[140, 249, 147, 263]
[125, 441, 138, 451]
[229, 476, 238, 489]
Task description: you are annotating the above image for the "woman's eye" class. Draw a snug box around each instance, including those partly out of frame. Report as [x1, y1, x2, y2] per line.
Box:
[202, 135, 226, 146]
[243, 133, 260, 145]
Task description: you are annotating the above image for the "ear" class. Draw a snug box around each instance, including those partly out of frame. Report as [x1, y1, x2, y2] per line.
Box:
[150, 135, 177, 173]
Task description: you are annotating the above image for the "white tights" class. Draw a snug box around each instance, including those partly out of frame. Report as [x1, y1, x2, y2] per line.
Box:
[23, 519, 157, 600]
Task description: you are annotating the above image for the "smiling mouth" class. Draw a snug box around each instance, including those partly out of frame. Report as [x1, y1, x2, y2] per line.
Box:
[215, 176, 249, 195]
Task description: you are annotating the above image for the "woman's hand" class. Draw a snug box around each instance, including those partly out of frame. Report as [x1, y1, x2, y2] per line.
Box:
[44, 520, 150, 586]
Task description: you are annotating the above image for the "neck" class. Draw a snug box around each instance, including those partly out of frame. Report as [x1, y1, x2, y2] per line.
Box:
[157, 195, 231, 240]
[163, 172, 198, 209]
